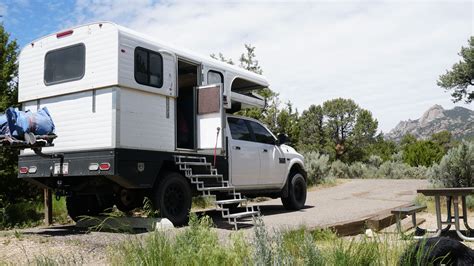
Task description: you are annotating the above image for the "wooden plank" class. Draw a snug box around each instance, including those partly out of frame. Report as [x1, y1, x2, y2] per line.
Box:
[391, 205, 426, 215]
[44, 189, 52, 226]
[367, 212, 401, 231]
[418, 188, 474, 197]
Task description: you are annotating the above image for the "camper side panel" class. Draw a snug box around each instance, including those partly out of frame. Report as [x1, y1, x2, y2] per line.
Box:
[18, 23, 119, 102]
[118, 88, 175, 152]
[22, 88, 115, 154]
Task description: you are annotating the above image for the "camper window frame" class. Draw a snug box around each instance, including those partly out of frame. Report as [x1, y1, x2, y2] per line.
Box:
[134, 46, 164, 89]
[207, 70, 224, 85]
[43, 43, 86, 86]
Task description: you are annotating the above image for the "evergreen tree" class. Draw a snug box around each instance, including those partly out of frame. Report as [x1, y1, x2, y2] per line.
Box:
[0, 24, 39, 203]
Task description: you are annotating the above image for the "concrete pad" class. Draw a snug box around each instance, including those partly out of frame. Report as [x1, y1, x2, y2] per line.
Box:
[75, 216, 174, 232]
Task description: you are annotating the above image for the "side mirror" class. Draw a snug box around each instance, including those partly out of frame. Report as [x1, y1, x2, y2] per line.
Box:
[277, 133, 289, 146]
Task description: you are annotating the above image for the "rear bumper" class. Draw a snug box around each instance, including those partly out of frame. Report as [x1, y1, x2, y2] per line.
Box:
[18, 148, 228, 190]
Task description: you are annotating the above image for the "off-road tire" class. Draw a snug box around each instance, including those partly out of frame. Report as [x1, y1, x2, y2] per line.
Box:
[281, 172, 307, 210]
[153, 172, 192, 226]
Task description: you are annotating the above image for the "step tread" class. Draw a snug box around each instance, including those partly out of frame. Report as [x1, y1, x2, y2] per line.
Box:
[177, 162, 211, 166]
[225, 210, 259, 219]
[191, 174, 223, 178]
[215, 199, 246, 205]
[200, 186, 234, 191]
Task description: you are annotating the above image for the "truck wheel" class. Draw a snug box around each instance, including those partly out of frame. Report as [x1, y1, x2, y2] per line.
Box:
[66, 195, 108, 222]
[281, 172, 307, 210]
[153, 172, 192, 226]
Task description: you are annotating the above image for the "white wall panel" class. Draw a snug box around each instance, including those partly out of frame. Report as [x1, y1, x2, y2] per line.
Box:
[118, 88, 175, 151]
[23, 88, 115, 154]
[19, 23, 119, 102]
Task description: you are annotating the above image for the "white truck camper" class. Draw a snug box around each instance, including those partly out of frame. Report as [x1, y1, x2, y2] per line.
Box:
[15, 22, 307, 228]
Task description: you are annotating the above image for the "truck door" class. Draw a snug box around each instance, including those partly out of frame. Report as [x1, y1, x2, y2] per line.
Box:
[227, 117, 260, 187]
[247, 120, 287, 186]
[196, 84, 224, 150]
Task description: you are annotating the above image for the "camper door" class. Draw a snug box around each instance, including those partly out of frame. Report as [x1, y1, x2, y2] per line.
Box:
[196, 84, 224, 151]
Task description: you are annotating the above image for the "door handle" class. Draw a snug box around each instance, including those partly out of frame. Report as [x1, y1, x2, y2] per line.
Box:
[263, 149, 268, 153]
[232, 146, 241, 150]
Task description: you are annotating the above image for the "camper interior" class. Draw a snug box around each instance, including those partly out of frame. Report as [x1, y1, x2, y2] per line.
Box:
[176, 60, 198, 150]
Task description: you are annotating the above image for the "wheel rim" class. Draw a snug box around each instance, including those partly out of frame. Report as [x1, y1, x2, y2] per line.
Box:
[163, 183, 185, 216]
[294, 179, 305, 203]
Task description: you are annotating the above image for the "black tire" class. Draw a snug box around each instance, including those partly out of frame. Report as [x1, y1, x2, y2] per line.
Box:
[281, 172, 307, 210]
[66, 195, 112, 222]
[153, 172, 192, 226]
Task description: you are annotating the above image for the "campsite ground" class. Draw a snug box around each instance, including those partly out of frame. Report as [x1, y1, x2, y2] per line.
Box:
[3, 178, 473, 264]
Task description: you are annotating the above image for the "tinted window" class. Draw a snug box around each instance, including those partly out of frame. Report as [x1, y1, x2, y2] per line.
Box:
[44, 44, 85, 85]
[248, 121, 275, 145]
[208, 71, 223, 84]
[228, 117, 252, 141]
[134, 47, 163, 88]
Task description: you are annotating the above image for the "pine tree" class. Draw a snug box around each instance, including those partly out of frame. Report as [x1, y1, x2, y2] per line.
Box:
[0, 24, 39, 203]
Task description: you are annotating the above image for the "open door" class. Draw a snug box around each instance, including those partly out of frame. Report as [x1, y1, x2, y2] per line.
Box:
[196, 84, 224, 151]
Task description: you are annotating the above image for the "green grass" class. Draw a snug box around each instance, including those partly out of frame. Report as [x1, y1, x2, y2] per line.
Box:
[106, 215, 446, 266]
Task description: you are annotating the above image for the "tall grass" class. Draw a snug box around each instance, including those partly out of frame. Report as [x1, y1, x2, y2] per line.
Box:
[108, 215, 452, 266]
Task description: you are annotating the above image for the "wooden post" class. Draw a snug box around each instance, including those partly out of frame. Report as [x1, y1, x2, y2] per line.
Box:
[44, 188, 52, 226]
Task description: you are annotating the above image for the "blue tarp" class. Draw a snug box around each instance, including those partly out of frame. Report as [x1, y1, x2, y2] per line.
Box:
[0, 107, 55, 138]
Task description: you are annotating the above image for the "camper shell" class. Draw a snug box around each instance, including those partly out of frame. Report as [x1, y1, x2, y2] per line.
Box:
[16, 22, 306, 226]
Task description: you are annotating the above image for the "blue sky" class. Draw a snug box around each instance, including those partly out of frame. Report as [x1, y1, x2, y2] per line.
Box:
[1, 0, 472, 132]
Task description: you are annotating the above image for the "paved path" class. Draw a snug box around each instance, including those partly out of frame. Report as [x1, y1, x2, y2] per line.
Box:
[214, 179, 428, 230]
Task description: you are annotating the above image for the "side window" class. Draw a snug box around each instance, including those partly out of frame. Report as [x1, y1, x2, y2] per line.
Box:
[248, 121, 275, 145]
[44, 43, 85, 85]
[228, 117, 252, 141]
[134, 47, 163, 88]
[208, 70, 223, 85]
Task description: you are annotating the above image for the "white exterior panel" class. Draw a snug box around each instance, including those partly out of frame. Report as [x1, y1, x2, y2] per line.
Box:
[22, 88, 115, 154]
[118, 88, 175, 152]
[18, 23, 119, 102]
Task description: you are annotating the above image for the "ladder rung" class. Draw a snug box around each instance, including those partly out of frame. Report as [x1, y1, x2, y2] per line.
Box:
[215, 199, 246, 205]
[176, 162, 211, 166]
[224, 211, 259, 219]
[200, 186, 234, 192]
[192, 174, 223, 178]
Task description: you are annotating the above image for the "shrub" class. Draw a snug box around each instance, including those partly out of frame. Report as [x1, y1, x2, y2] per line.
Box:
[330, 160, 350, 179]
[368, 155, 383, 168]
[429, 141, 474, 187]
[376, 161, 428, 179]
[303, 151, 330, 184]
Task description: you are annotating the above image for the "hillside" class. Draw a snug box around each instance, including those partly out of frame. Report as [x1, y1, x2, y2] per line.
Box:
[385, 105, 474, 141]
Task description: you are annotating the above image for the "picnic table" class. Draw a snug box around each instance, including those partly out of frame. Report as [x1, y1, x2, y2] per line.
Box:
[417, 188, 474, 241]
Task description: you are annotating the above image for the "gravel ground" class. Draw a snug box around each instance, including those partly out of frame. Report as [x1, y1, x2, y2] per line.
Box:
[0, 179, 431, 264]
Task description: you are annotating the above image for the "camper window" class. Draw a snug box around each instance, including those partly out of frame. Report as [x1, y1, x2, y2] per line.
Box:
[134, 47, 163, 88]
[208, 70, 223, 85]
[44, 43, 85, 85]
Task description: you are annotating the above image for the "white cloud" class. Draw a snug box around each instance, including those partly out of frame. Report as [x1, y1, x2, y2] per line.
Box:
[72, 0, 473, 132]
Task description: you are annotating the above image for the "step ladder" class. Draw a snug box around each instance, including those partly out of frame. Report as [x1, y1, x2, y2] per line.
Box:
[175, 155, 260, 229]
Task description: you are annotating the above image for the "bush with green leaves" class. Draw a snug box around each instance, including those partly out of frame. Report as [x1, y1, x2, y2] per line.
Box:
[429, 141, 474, 187]
[376, 161, 428, 179]
[303, 151, 330, 184]
[368, 155, 383, 168]
[330, 160, 350, 179]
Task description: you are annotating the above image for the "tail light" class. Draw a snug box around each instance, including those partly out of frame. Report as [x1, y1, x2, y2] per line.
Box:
[56, 30, 73, 38]
[19, 167, 29, 174]
[28, 166, 37, 174]
[99, 163, 111, 171]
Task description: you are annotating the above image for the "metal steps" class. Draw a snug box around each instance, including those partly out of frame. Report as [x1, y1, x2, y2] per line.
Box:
[175, 155, 260, 229]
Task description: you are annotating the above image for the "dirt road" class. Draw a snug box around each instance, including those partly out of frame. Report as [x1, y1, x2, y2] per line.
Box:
[0, 179, 428, 264]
